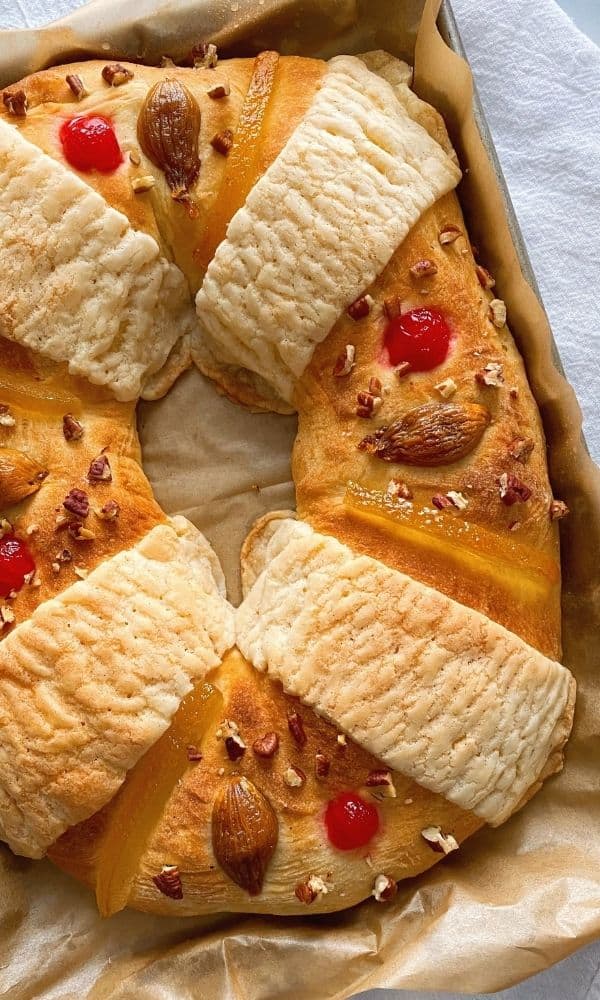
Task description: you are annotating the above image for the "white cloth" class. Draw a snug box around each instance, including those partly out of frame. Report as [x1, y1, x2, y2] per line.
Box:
[453, 0, 600, 461]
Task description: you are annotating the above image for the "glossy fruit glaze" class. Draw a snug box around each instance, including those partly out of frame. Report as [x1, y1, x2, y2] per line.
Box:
[383, 307, 451, 371]
[0, 535, 35, 598]
[59, 115, 123, 173]
[324, 791, 380, 850]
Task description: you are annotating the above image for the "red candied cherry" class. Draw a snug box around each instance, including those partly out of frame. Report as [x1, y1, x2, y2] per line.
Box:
[59, 115, 123, 173]
[384, 306, 451, 372]
[0, 535, 35, 598]
[325, 791, 380, 850]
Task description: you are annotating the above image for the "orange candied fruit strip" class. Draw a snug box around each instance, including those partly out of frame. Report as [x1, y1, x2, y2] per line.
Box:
[95, 681, 223, 917]
[194, 50, 280, 272]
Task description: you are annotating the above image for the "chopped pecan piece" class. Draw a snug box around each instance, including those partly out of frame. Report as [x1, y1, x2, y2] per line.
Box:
[102, 63, 134, 87]
[252, 732, 280, 758]
[62, 414, 84, 441]
[153, 864, 183, 899]
[66, 74, 88, 100]
[68, 522, 95, 542]
[438, 224, 461, 245]
[410, 259, 438, 279]
[508, 437, 535, 463]
[0, 605, 15, 628]
[97, 499, 120, 520]
[476, 362, 504, 388]
[216, 719, 246, 761]
[365, 769, 396, 798]
[283, 765, 306, 788]
[421, 825, 459, 855]
[498, 472, 532, 505]
[356, 390, 383, 418]
[210, 128, 234, 155]
[88, 453, 112, 483]
[372, 874, 398, 902]
[63, 489, 89, 518]
[295, 875, 329, 903]
[383, 295, 402, 320]
[386, 478, 413, 500]
[192, 42, 218, 69]
[207, 81, 230, 99]
[347, 294, 373, 320]
[432, 493, 453, 510]
[131, 175, 156, 193]
[395, 361, 411, 378]
[489, 298, 507, 327]
[186, 745, 203, 762]
[435, 377, 457, 399]
[476, 264, 495, 289]
[447, 490, 468, 510]
[314, 753, 330, 779]
[332, 344, 356, 377]
[0, 405, 16, 427]
[287, 710, 307, 748]
[2, 89, 27, 116]
[550, 499, 569, 521]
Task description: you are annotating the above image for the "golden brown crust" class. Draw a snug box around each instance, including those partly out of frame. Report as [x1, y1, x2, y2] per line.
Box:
[293, 191, 561, 659]
[0, 339, 164, 625]
[51, 650, 482, 915]
[2, 57, 324, 411]
[1, 52, 566, 917]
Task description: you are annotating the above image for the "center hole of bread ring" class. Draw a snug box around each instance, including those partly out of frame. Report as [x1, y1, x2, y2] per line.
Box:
[325, 792, 380, 850]
[59, 115, 123, 173]
[0, 535, 35, 598]
[383, 306, 451, 371]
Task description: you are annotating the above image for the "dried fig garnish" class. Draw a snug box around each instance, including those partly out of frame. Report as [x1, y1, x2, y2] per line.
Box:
[212, 776, 278, 895]
[137, 80, 201, 206]
[358, 402, 490, 467]
[0, 448, 48, 506]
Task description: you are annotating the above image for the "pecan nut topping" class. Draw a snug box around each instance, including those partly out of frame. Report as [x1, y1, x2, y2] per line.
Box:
[192, 42, 218, 69]
[2, 90, 28, 116]
[252, 732, 280, 758]
[347, 294, 373, 320]
[62, 414, 84, 441]
[102, 64, 134, 87]
[88, 454, 112, 483]
[66, 74, 88, 100]
[332, 344, 356, 377]
[210, 129, 234, 156]
[63, 488, 90, 519]
[287, 710, 307, 748]
[153, 864, 183, 899]
[498, 472, 532, 506]
[314, 753, 330, 779]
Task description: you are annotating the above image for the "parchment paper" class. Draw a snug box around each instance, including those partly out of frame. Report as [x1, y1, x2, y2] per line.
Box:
[1, 1, 599, 997]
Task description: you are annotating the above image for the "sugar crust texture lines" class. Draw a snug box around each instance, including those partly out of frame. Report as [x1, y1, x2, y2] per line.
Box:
[0, 119, 197, 401]
[237, 518, 574, 826]
[0, 518, 234, 858]
[195, 55, 461, 405]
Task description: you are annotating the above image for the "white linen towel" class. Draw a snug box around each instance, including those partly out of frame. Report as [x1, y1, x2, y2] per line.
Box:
[453, 0, 600, 460]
